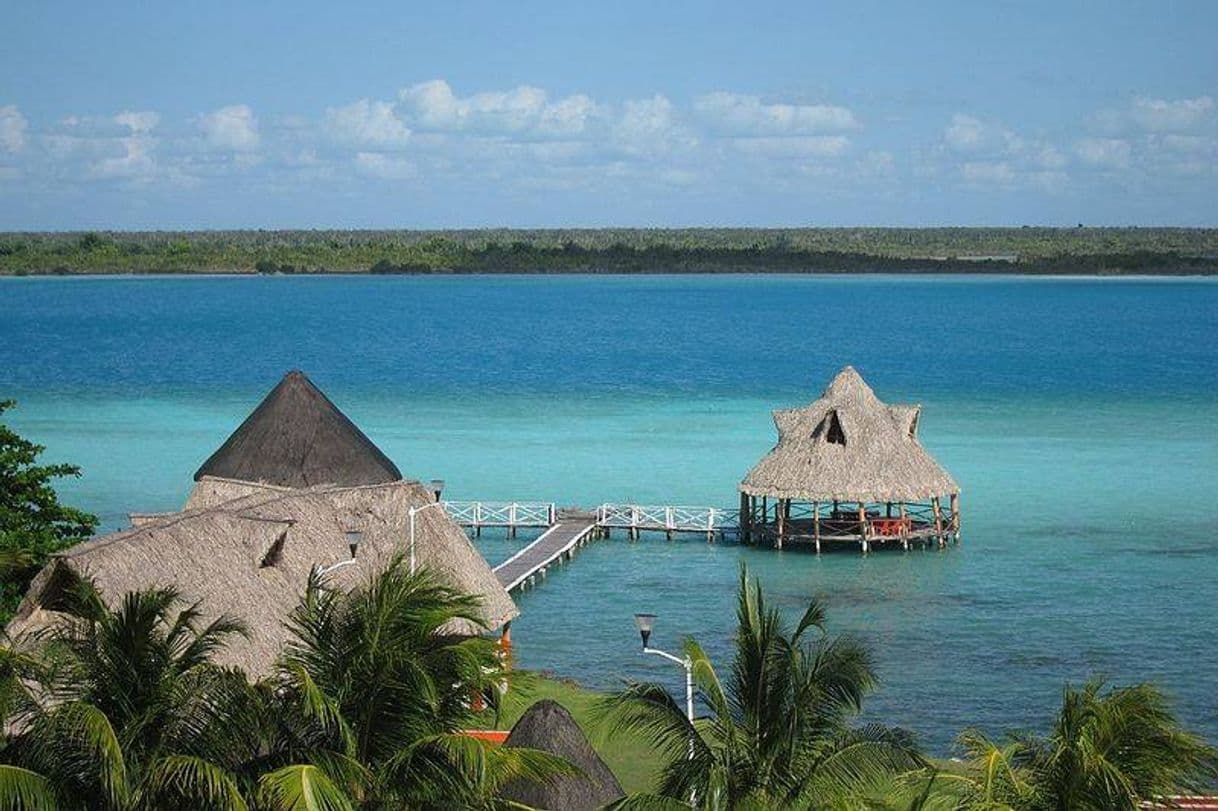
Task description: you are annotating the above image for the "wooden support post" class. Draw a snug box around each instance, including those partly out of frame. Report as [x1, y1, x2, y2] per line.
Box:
[899, 503, 908, 550]
[739, 491, 751, 544]
[475, 525, 481, 538]
[858, 502, 869, 554]
[932, 496, 944, 548]
[776, 498, 786, 550]
[813, 501, 821, 554]
[950, 492, 961, 543]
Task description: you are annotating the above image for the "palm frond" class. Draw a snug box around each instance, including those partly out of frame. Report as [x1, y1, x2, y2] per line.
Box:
[134, 755, 248, 811]
[256, 764, 354, 811]
[0, 764, 59, 811]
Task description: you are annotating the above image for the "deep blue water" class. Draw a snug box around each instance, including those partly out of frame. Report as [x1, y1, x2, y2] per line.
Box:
[2, 274, 1216, 753]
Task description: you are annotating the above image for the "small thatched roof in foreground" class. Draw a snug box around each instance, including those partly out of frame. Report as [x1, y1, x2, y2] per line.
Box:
[741, 366, 959, 503]
[498, 700, 625, 811]
[8, 478, 517, 677]
[194, 370, 402, 488]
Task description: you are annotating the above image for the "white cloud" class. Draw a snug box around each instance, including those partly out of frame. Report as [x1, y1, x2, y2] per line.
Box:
[200, 104, 259, 151]
[397, 79, 596, 138]
[944, 113, 1023, 153]
[90, 135, 157, 180]
[694, 92, 857, 135]
[731, 135, 851, 157]
[1131, 96, 1213, 131]
[354, 151, 416, 179]
[1, 105, 28, 153]
[325, 99, 411, 147]
[961, 161, 1016, 185]
[612, 94, 692, 156]
[1075, 137, 1131, 168]
[114, 110, 160, 134]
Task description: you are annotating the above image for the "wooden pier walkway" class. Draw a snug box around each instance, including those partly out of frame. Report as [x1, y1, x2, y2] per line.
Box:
[492, 519, 598, 593]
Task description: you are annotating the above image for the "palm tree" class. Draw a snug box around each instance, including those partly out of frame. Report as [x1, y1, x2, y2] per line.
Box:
[0, 582, 256, 810]
[258, 556, 571, 809]
[606, 565, 922, 809]
[949, 680, 1218, 811]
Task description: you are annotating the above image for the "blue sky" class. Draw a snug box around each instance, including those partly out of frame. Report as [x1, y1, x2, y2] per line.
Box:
[1, 1, 1215, 229]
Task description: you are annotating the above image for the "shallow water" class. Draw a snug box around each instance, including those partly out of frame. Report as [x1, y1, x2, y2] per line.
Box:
[2, 273, 1216, 752]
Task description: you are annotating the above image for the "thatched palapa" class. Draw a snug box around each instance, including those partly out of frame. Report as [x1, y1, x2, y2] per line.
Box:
[195, 370, 402, 488]
[739, 366, 960, 551]
[8, 370, 517, 676]
[9, 478, 517, 677]
[498, 700, 625, 811]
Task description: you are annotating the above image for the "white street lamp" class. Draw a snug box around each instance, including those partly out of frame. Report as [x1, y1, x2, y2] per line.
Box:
[632, 613, 694, 731]
[408, 500, 448, 574]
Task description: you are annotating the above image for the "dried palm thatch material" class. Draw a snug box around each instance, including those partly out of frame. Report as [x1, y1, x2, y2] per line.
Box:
[194, 370, 402, 488]
[8, 477, 517, 678]
[741, 366, 958, 503]
[498, 699, 625, 811]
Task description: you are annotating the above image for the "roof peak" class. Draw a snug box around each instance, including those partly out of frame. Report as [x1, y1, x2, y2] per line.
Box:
[194, 371, 403, 488]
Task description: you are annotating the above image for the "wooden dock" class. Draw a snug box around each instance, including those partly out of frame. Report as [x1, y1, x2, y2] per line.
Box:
[443, 498, 959, 597]
[492, 519, 598, 593]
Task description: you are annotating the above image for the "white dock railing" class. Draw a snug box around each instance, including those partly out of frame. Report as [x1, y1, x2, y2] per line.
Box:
[442, 501, 556, 528]
[595, 503, 739, 534]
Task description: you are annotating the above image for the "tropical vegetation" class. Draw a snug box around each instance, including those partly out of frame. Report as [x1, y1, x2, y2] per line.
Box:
[0, 400, 97, 621]
[605, 566, 923, 809]
[0, 559, 569, 810]
[3, 227, 1217, 276]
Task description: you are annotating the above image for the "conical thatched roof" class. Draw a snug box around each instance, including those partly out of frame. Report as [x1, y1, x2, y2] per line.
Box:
[741, 366, 958, 503]
[498, 700, 625, 811]
[194, 371, 402, 488]
[8, 478, 517, 677]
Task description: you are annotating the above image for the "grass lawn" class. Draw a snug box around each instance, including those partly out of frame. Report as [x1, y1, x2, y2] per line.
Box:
[487, 672, 665, 796]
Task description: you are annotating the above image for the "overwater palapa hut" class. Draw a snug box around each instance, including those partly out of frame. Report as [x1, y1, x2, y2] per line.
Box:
[739, 366, 960, 552]
[8, 370, 517, 676]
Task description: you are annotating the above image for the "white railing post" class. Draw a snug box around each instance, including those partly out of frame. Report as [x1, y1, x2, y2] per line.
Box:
[665, 506, 674, 530]
[475, 502, 482, 527]
[510, 503, 518, 526]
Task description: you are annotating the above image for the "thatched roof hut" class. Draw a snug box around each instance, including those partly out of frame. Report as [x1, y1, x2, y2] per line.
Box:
[194, 370, 402, 488]
[498, 700, 625, 811]
[8, 478, 518, 677]
[740, 366, 960, 551]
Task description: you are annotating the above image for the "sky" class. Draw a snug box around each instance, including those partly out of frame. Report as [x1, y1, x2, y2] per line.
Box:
[1, 1, 1216, 229]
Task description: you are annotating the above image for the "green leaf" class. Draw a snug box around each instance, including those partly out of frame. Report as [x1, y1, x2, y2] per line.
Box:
[257, 764, 354, 811]
[0, 765, 58, 811]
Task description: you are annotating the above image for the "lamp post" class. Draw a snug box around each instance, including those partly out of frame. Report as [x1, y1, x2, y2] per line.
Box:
[408, 500, 447, 574]
[429, 479, 446, 503]
[632, 613, 694, 734]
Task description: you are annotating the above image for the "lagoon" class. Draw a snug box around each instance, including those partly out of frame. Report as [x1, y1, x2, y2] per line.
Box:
[2, 273, 1216, 752]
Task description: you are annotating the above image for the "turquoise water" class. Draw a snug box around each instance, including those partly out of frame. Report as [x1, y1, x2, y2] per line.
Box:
[2, 274, 1216, 752]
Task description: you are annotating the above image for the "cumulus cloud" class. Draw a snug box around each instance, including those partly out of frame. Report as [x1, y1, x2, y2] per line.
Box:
[944, 113, 1022, 153]
[611, 94, 692, 156]
[961, 161, 1016, 185]
[1075, 137, 1131, 168]
[1, 105, 28, 153]
[354, 151, 416, 179]
[90, 135, 157, 180]
[1131, 96, 1213, 131]
[731, 135, 851, 157]
[694, 92, 857, 135]
[325, 99, 411, 147]
[114, 110, 160, 134]
[200, 104, 259, 151]
[397, 79, 598, 138]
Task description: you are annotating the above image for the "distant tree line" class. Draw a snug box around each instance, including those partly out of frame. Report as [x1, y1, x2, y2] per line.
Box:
[2, 227, 1217, 275]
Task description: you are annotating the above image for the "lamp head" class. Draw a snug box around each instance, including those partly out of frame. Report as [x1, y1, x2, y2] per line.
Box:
[429, 479, 445, 501]
[345, 529, 363, 558]
[633, 613, 656, 649]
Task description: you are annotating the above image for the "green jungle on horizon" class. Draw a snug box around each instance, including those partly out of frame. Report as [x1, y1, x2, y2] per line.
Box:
[3, 227, 1218, 276]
